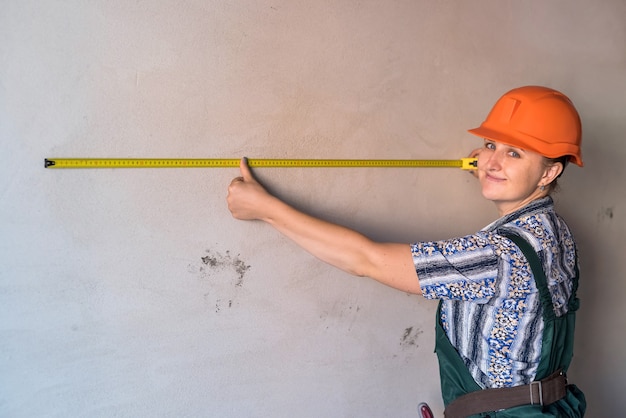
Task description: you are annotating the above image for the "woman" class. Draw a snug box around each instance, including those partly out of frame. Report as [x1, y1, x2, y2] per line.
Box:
[227, 86, 586, 417]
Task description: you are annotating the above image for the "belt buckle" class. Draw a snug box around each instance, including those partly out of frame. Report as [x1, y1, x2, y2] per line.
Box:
[529, 380, 544, 406]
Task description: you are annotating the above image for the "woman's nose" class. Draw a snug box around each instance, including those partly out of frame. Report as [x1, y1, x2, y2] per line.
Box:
[482, 150, 502, 171]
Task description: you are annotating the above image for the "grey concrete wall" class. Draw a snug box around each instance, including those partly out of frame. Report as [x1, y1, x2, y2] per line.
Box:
[1, 1, 624, 416]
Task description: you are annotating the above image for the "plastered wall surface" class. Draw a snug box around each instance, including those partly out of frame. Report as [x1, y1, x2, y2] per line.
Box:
[1, 1, 625, 417]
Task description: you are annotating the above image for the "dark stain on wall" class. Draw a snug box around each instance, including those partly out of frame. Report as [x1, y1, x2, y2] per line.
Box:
[597, 206, 614, 222]
[191, 249, 251, 313]
[214, 298, 233, 313]
[400, 326, 423, 348]
[200, 250, 251, 287]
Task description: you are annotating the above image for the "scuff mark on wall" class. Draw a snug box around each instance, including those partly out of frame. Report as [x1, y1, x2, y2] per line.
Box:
[318, 296, 361, 331]
[400, 326, 423, 348]
[188, 249, 251, 313]
[200, 249, 251, 287]
[597, 206, 615, 222]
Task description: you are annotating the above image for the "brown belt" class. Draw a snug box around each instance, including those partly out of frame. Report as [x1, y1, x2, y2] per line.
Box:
[444, 370, 567, 418]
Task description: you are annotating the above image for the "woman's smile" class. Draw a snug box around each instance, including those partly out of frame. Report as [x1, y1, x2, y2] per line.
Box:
[484, 173, 506, 183]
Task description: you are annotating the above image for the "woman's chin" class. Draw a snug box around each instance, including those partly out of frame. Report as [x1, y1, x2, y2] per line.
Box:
[480, 186, 499, 201]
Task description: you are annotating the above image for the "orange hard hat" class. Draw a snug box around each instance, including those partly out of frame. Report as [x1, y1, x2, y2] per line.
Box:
[468, 86, 583, 166]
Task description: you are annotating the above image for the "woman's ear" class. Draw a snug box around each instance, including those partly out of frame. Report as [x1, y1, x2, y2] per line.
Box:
[542, 161, 564, 186]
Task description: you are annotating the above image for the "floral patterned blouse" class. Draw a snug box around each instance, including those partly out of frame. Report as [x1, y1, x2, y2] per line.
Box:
[412, 197, 578, 389]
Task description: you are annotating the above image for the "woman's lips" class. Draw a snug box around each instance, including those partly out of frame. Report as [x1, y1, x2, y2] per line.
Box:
[485, 173, 506, 183]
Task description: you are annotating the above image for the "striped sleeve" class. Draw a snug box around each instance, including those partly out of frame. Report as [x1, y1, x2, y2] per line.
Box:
[412, 234, 499, 303]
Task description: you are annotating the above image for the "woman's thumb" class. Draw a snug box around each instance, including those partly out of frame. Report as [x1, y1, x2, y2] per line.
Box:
[239, 157, 254, 181]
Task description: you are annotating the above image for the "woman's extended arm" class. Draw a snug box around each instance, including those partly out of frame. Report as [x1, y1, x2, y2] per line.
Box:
[227, 158, 421, 294]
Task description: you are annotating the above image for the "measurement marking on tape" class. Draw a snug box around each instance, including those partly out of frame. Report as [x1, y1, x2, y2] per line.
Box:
[44, 158, 478, 170]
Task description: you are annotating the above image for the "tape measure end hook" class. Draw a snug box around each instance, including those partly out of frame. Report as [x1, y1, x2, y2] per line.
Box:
[461, 157, 478, 170]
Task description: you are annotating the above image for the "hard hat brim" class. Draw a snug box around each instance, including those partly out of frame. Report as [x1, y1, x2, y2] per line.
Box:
[468, 126, 583, 167]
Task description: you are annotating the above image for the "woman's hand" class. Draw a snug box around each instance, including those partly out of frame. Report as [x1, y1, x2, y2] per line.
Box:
[227, 158, 274, 221]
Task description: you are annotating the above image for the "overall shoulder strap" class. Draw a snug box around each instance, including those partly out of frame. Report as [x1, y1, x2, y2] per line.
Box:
[503, 232, 555, 321]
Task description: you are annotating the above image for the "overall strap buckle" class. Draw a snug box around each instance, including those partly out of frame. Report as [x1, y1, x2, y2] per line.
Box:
[529, 380, 544, 405]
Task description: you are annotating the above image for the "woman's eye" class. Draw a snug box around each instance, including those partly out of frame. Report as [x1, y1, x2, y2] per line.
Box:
[508, 151, 520, 158]
[484, 142, 495, 150]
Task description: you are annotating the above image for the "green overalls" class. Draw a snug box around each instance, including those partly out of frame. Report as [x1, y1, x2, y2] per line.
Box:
[435, 233, 586, 417]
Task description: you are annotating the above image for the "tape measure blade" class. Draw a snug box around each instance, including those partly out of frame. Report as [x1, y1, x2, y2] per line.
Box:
[43, 158, 477, 169]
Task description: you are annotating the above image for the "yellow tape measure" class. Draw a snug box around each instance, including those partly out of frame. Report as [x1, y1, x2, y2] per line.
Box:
[44, 158, 477, 170]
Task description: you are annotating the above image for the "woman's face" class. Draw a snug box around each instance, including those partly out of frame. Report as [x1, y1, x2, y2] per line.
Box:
[476, 139, 557, 216]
